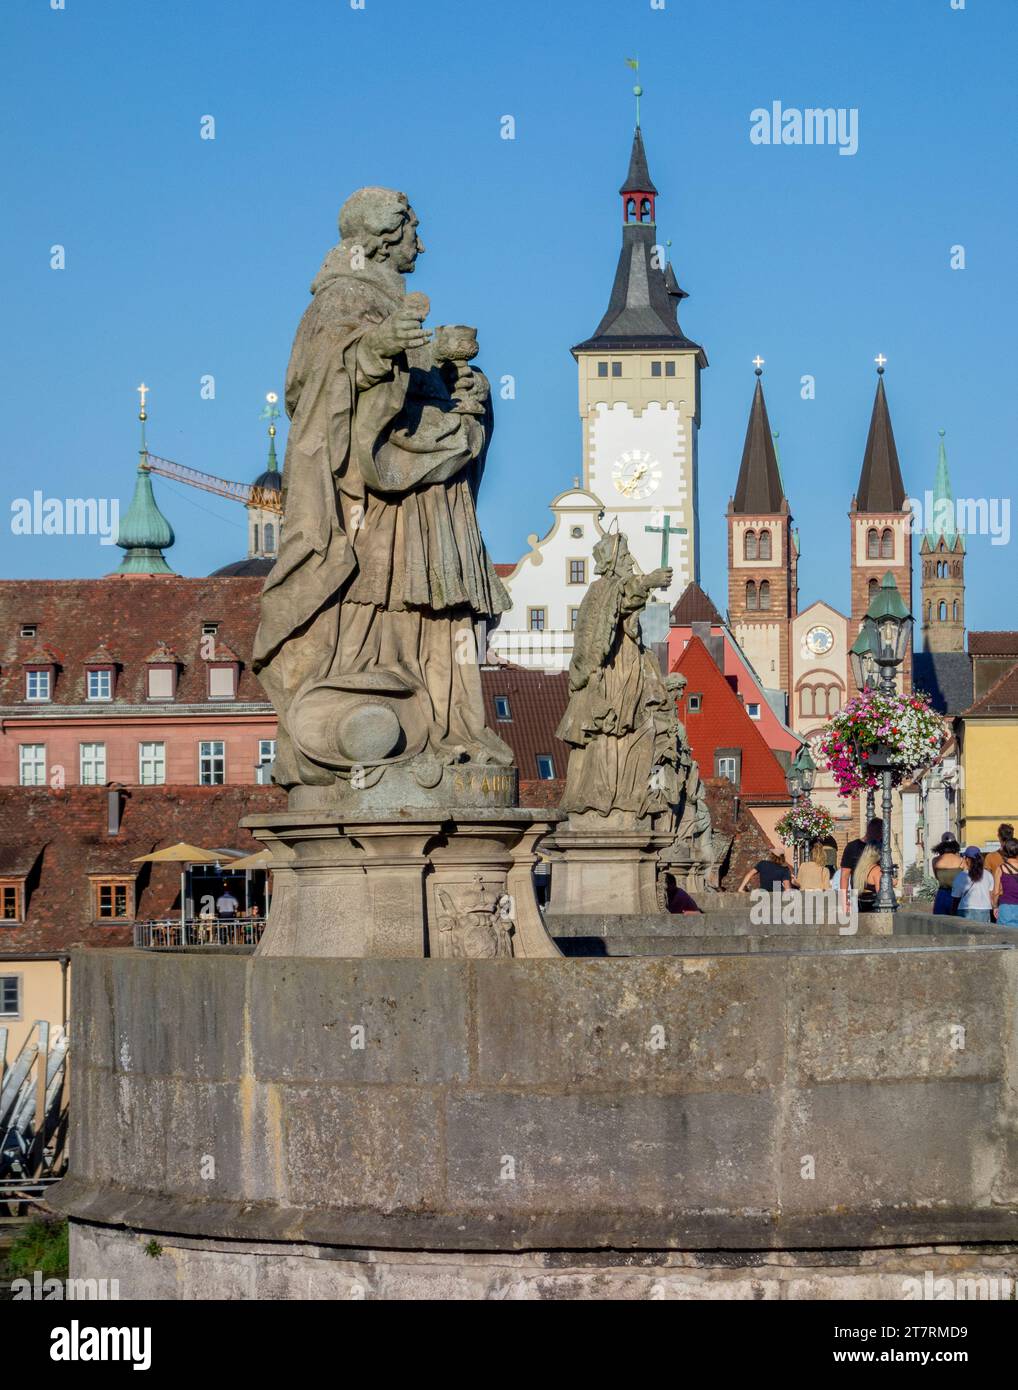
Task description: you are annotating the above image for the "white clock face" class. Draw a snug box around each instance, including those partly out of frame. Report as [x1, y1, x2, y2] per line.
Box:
[805, 625, 835, 656]
[611, 450, 662, 500]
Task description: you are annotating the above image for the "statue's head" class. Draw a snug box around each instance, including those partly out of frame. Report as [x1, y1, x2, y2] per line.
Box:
[666, 673, 688, 697]
[338, 187, 424, 273]
[593, 531, 633, 577]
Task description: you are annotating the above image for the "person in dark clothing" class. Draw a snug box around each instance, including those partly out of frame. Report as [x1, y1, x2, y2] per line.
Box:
[839, 818, 883, 911]
[739, 849, 794, 893]
[664, 873, 701, 914]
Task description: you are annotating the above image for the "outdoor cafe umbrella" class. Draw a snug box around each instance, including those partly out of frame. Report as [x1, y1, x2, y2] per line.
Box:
[130, 842, 241, 933]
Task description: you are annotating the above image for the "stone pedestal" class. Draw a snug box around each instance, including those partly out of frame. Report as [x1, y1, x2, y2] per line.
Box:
[544, 824, 674, 915]
[243, 764, 561, 959]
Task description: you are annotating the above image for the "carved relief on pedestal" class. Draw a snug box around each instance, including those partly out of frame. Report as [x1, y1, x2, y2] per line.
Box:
[432, 875, 515, 959]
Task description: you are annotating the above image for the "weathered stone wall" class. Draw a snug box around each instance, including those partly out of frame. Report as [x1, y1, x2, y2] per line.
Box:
[56, 945, 1018, 1258]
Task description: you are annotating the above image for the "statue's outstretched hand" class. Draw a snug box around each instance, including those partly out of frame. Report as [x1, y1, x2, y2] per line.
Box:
[646, 566, 673, 591]
[363, 309, 430, 359]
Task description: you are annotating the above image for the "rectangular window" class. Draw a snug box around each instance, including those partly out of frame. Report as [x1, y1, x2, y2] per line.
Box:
[20, 624, 37, 639]
[256, 739, 277, 784]
[747, 703, 761, 719]
[597, 361, 608, 378]
[568, 558, 586, 585]
[611, 361, 622, 378]
[202, 623, 219, 637]
[528, 608, 546, 632]
[25, 670, 50, 701]
[139, 742, 166, 786]
[199, 740, 226, 785]
[208, 666, 236, 700]
[0, 976, 20, 1018]
[687, 694, 702, 713]
[147, 667, 174, 700]
[18, 744, 46, 787]
[0, 882, 24, 922]
[569, 607, 581, 631]
[79, 742, 107, 785]
[87, 668, 112, 701]
[536, 755, 555, 780]
[94, 879, 134, 920]
[650, 361, 662, 377]
[717, 756, 739, 784]
[494, 695, 512, 721]
[665, 361, 676, 377]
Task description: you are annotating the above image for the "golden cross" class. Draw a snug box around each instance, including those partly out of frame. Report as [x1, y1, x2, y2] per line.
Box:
[137, 382, 149, 415]
[753, 354, 765, 373]
[875, 353, 887, 373]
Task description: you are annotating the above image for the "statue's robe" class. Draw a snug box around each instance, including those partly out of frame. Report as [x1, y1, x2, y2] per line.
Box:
[556, 571, 674, 819]
[253, 244, 511, 785]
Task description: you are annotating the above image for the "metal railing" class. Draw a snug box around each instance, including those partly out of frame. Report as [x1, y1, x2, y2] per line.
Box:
[133, 918, 267, 949]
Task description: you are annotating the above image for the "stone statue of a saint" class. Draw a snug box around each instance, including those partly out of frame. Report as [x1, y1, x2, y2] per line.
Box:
[253, 186, 512, 789]
[555, 532, 676, 825]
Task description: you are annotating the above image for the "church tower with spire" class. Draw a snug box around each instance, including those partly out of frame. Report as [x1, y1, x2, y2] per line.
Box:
[727, 364, 798, 700]
[920, 430, 965, 653]
[572, 119, 707, 606]
[848, 362, 913, 689]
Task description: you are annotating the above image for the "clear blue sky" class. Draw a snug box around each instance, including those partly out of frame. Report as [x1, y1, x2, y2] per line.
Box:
[2, 0, 1015, 638]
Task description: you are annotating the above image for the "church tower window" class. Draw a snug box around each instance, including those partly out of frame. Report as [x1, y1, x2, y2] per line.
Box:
[744, 531, 757, 561]
[880, 528, 894, 559]
[758, 579, 771, 610]
[758, 530, 772, 561]
[746, 580, 758, 610]
[867, 528, 880, 558]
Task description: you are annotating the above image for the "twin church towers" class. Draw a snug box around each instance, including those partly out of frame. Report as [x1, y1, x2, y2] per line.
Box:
[495, 122, 964, 708]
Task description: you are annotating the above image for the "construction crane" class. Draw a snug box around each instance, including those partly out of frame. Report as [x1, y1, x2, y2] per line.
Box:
[135, 384, 283, 515]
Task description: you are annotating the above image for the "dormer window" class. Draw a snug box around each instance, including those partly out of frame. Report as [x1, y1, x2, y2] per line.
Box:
[202, 623, 219, 638]
[20, 624, 37, 639]
[26, 669, 51, 701]
[208, 666, 237, 700]
[87, 668, 113, 701]
[147, 667, 175, 700]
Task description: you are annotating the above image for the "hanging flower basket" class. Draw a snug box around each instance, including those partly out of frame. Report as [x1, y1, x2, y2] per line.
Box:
[775, 799, 835, 847]
[818, 688, 947, 799]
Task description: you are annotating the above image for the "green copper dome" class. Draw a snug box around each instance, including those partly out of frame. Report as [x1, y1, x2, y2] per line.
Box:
[115, 463, 176, 574]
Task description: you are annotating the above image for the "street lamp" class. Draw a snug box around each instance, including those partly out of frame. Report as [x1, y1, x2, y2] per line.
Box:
[849, 629, 879, 819]
[786, 743, 817, 870]
[860, 572, 915, 912]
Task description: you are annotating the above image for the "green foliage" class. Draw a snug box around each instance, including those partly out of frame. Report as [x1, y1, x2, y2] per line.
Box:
[5, 1218, 69, 1280]
[143, 1238, 163, 1258]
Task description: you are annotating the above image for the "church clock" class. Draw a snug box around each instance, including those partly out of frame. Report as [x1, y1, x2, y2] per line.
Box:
[611, 449, 662, 500]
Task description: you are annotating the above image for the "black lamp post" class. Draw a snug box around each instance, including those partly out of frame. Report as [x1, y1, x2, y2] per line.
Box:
[785, 743, 817, 871]
[849, 629, 879, 820]
[859, 572, 915, 912]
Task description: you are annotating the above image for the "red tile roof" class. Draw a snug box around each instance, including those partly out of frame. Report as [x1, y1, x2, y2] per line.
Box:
[0, 578, 269, 708]
[968, 631, 1018, 656]
[672, 636, 791, 801]
[962, 661, 1018, 717]
[0, 784, 284, 953]
[479, 665, 570, 783]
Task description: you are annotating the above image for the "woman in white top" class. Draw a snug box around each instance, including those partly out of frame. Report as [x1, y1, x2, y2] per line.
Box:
[951, 847, 994, 922]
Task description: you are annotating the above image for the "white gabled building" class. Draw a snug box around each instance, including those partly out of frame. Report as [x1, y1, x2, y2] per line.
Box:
[488, 488, 605, 672]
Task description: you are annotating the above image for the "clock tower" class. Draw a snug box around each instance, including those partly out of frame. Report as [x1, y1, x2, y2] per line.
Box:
[571, 124, 707, 605]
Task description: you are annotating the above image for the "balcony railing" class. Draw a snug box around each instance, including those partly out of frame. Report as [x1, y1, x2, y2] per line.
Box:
[133, 918, 267, 949]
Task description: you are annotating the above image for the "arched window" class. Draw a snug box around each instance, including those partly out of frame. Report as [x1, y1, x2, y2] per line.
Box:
[758, 530, 772, 561]
[867, 528, 880, 558]
[252, 524, 259, 554]
[758, 579, 771, 610]
[868, 578, 879, 602]
[953, 600, 959, 621]
[925, 602, 932, 624]
[814, 686, 829, 717]
[744, 530, 758, 560]
[264, 523, 276, 553]
[827, 686, 841, 716]
[639, 198, 652, 223]
[800, 686, 814, 716]
[746, 580, 758, 611]
[626, 198, 636, 222]
[938, 601, 948, 621]
[880, 528, 894, 559]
